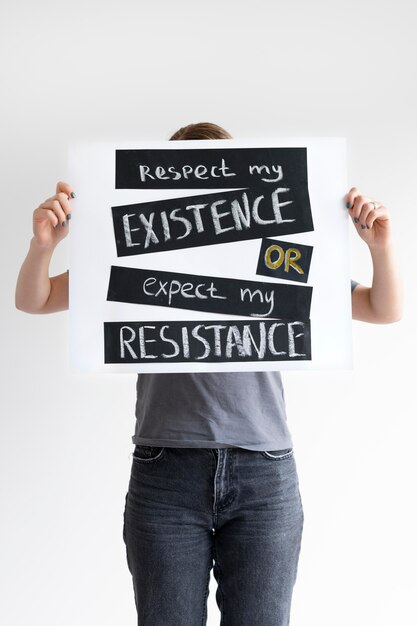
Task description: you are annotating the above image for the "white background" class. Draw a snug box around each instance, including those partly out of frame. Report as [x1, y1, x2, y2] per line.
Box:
[68, 137, 351, 372]
[2, 0, 416, 624]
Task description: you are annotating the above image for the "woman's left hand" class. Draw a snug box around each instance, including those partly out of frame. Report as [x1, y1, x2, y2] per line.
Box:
[345, 186, 392, 249]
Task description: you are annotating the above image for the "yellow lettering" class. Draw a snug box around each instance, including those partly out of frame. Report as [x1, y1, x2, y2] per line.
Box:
[265, 245, 284, 269]
[285, 248, 303, 274]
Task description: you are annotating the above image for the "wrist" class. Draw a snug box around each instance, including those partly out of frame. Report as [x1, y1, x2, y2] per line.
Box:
[367, 239, 393, 254]
[30, 236, 57, 254]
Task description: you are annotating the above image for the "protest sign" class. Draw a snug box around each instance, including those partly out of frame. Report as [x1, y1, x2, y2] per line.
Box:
[68, 137, 352, 372]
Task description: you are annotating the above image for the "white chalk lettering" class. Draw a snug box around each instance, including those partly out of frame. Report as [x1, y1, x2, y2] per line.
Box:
[204, 325, 228, 357]
[240, 287, 263, 303]
[121, 187, 296, 250]
[205, 283, 227, 300]
[242, 324, 266, 358]
[240, 287, 275, 317]
[181, 282, 195, 297]
[192, 324, 212, 359]
[194, 284, 208, 299]
[155, 166, 169, 180]
[182, 165, 193, 179]
[230, 194, 251, 230]
[271, 188, 295, 223]
[160, 324, 180, 358]
[120, 325, 138, 358]
[169, 208, 193, 240]
[251, 193, 276, 226]
[138, 158, 237, 182]
[160, 210, 171, 241]
[139, 213, 159, 249]
[211, 200, 234, 235]
[167, 280, 182, 305]
[249, 163, 284, 183]
[138, 165, 152, 180]
[142, 276, 227, 305]
[143, 277, 157, 295]
[123, 213, 141, 247]
[225, 325, 246, 358]
[155, 281, 168, 297]
[185, 204, 207, 232]
[195, 165, 209, 179]
[181, 326, 190, 358]
[138, 325, 157, 359]
[114, 321, 308, 361]
[268, 323, 286, 355]
[167, 166, 182, 181]
[288, 321, 306, 357]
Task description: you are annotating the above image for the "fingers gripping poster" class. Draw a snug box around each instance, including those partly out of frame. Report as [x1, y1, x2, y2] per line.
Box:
[67, 138, 352, 373]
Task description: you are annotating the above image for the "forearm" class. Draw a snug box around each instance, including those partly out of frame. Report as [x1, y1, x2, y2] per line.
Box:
[15, 237, 55, 313]
[368, 242, 403, 323]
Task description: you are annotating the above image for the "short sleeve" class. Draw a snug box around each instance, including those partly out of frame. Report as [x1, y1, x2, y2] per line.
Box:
[351, 279, 359, 292]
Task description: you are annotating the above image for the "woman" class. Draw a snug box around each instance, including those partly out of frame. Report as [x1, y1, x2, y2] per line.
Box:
[15, 122, 403, 626]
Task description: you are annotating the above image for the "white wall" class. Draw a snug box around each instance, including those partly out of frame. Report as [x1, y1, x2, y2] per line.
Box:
[1, 0, 416, 624]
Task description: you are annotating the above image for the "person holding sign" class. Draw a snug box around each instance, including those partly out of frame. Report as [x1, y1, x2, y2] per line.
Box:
[15, 123, 403, 626]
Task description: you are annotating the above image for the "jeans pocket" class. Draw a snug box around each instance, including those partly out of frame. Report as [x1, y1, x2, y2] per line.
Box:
[259, 448, 294, 460]
[132, 444, 166, 463]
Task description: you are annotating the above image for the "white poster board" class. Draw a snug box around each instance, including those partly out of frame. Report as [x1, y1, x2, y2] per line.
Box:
[67, 137, 352, 373]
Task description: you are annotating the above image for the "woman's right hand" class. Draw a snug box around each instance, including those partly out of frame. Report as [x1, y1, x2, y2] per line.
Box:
[32, 180, 75, 249]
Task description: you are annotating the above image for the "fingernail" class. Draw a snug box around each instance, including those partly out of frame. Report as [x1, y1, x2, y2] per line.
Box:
[70, 192, 76, 198]
[62, 221, 66, 227]
[360, 224, 366, 229]
[66, 214, 71, 220]
[55, 224, 59, 228]
[354, 217, 359, 223]
[346, 202, 350, 209]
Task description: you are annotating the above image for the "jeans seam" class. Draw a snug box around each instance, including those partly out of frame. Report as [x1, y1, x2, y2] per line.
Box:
[293, 492, 304, 587]
[260, 449, 294, 460]
[213, 450, 219, 524]
[132, 447, 166, 463]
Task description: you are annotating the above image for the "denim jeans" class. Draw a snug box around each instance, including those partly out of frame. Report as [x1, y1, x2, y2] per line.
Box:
[123, 445, 304, 626]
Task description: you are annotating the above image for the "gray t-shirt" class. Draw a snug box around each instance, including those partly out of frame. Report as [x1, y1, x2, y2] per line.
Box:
[132, 280, 360, 451]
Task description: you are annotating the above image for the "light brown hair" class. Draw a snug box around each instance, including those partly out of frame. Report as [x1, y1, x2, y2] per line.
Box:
[169, 122, 233, 141]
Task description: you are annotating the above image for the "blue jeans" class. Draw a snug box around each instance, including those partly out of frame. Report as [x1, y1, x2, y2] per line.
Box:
[123, 445, 304, 626]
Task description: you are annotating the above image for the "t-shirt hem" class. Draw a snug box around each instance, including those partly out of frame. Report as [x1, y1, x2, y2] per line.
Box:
[131, 435, 294, 452]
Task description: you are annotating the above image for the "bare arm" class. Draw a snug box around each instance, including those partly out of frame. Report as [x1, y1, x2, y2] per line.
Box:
[15, 181, 75, 314]
[347, 187, 403, 324]
[15, 238, 69, 313]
